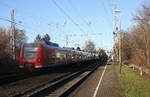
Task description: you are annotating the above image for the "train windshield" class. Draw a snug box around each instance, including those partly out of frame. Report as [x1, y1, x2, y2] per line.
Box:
[24, 43, 38, 59]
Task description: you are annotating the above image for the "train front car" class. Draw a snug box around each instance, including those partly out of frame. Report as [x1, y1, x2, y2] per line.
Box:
[19, 43, 43, 72]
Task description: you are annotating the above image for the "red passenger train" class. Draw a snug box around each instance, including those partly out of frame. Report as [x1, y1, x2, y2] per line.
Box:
[18, 42, 98, 71]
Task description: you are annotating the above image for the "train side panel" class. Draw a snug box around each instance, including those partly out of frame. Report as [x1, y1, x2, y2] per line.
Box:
[18, 43, 98, 71]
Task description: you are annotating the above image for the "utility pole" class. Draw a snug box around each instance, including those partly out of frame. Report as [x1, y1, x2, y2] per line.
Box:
[10, 9, 16, 60]
[143, 23, 150, 67]
[145, 22, 150, 67]
[147, 24, 150, 67]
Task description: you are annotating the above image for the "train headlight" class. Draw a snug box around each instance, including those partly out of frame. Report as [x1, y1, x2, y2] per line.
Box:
[37, 59, 41, 62]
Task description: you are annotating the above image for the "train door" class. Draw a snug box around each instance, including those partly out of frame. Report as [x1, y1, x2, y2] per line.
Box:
[45, 48, 56, 65]
[55, 51, 60, 64]
[61, 51, 66, 64]
[55, 50, 65, 64]
[51, 48, 56, 64]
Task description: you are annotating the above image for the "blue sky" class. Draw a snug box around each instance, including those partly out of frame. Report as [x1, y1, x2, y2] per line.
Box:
[0, 0, 146, 50]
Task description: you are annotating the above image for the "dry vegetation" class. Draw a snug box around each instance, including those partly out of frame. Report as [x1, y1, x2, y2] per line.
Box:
[120, 3, 150, 70]
[0, 27, 26, 73]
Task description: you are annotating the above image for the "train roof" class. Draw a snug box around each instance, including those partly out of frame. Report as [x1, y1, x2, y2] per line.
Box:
[42, 43, 94, 55]
[24, 43, 96, 56]
[43, 44, 83, 54]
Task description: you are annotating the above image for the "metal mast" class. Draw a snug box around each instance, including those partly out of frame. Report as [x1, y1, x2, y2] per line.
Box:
[113, 4, 121, 65]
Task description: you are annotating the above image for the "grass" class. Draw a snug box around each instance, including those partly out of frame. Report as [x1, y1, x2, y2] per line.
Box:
[115, 65, 150, 97]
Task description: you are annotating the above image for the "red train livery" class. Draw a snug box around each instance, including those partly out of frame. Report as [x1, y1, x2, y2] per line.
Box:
[18, 43, 98, 71]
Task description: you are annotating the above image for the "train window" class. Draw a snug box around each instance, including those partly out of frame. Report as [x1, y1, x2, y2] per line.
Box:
[80, 55, 82, 59]
[56, 53, 61, 58]
[56, 52, 66, 59]
[66, 54, 68, 59]
[59, 53, 64, 59]
[76, 54, 78, 59]
[49, 49, 56, 59]
[68, 54, 70, 59]
[69, 54, 72, 59]
[52, 54, 56, 58]
[61, 54, 66, 59]
[24, 43, 38, 59]
[24, 43, 38, 48]
[72, 55, 74, 59]
[71, 54, 73, 59]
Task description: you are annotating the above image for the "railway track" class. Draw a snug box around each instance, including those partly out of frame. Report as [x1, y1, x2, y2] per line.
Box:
[13, 63, 98, 97]
[0, 71, 30, 85]
[0, 71, 72, 97]
[0, 69, 49, 85]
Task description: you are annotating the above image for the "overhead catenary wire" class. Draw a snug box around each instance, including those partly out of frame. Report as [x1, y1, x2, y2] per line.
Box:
[0, 1, 47, 35]
[0, 1, 73, 43]
[0, 9, 65, 42]
[50, 0, 86, 34]
[96, 0, 112, 28]
[0, 1, 47, 26]
[0, 17, 39, 34]
[101, 0, 112, 24]
[66, 0, 94, 33]
[66, 0, 92, 27]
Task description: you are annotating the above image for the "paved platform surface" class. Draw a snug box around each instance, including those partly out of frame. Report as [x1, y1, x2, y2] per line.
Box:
[69, 64, 124, 97]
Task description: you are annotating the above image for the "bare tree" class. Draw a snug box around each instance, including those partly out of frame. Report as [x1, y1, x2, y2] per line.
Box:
[98, 48, 108, 64]
[0, 27, 10, 57]
[0, 27, 26, 65]
[119, 3, 150, 70]
[0, 27, 12, 70]
[35, 34, 42, 42]
[134, 4, 150, 68]
[84, 40, 96, 53]
[14, 29, 26, 60]
[43, 34, 51, 43]
[76, 47, 81, 51]
[15, 29, 26, 47]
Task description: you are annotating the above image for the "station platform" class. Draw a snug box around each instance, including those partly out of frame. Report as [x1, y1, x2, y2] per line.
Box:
[69, 64, 124, 97]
